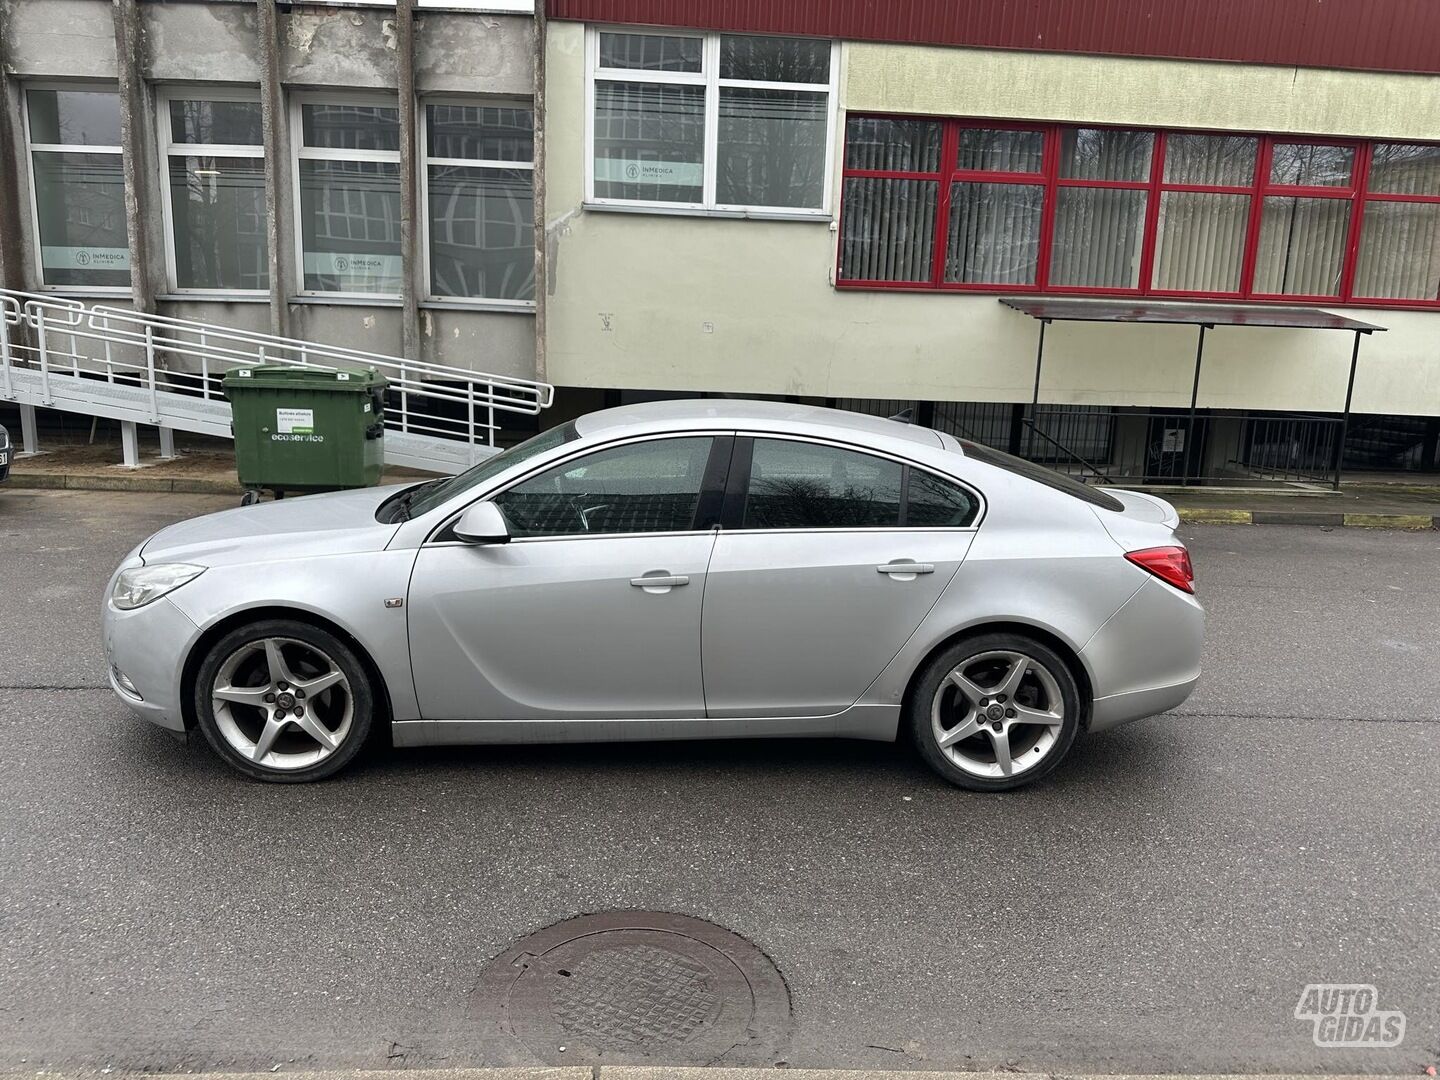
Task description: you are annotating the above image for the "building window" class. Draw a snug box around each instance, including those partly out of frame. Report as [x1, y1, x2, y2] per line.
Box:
[1353, 143, 1440, 302]
[23, 86, 129, 290]
[160, 92, 267, 294]
[293, 98, 403, 296]
[422, 101, 534, 303]
[587, 27, 837, 215]
[838, 118, 1440, 309]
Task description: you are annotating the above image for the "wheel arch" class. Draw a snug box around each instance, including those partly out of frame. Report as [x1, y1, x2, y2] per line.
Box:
[179, 605, 395, 735]
[900, 619, 1095, 732]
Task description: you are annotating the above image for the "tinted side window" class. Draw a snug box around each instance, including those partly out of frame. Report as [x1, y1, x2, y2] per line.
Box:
[745, 439, 902, 529]
[495, 436, 714, 537]
[959, 439, 1125, 512]
[908, 470, 979, 526]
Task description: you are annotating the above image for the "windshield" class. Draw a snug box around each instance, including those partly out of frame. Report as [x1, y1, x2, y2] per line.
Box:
[379, 422, 579, 522]
[959, 439, 1126, 512]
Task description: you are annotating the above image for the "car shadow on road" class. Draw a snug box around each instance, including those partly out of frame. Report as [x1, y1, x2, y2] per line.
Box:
[364, 718, 1183, 801]
[101, 701, 1183, 806]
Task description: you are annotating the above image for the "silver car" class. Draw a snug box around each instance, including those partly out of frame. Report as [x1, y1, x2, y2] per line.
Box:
[102, 400, 1203, 791]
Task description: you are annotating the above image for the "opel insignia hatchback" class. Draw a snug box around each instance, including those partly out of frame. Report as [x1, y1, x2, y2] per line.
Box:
[103, 400, 1203, 790]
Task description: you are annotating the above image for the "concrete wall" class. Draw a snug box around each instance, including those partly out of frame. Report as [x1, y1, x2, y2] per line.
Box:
[0, 0, 536, 382]
[544, 22, 1440, 416]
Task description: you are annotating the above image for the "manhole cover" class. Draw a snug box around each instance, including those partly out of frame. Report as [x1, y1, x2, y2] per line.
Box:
[472, 910, 791, 1066]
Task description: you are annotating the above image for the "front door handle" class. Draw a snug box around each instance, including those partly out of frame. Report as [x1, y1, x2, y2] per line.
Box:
[877, 561, 935, 577]
[630, 573, 690, 589]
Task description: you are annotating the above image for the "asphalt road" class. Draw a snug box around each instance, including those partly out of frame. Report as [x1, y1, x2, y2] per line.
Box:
[1, 488, 1436, 1075]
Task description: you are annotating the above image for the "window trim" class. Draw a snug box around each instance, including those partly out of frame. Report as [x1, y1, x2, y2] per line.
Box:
[21, 80, 130, 295]
[584, 25, 841, 219]
[721, 433, 985, 534]
[429, 429, 735, 545]
[289, 91, 406, 301]
[296, 0, 535, 9]
[419, 95, 536, 310]
[837, 114, 1440, 310]
[427, 428, 986, 544]
[156, 86, 267, 298]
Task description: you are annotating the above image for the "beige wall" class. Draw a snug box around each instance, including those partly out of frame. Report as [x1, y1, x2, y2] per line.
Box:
[546, 23, 1440, 415]
[846, 43, 1440, 141]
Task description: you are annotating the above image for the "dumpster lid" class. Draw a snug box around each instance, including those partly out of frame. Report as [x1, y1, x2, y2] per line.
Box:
[223, 365, 387, 389]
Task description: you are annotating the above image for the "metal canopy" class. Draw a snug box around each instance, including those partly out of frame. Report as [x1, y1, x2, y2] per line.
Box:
[998, 297, 1388, 488]
[999, 298, 1385, 333]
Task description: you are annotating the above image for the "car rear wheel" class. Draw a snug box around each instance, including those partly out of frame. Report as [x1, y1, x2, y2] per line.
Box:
[909, 632, 1081, 792]
[194, 619, 373, 783]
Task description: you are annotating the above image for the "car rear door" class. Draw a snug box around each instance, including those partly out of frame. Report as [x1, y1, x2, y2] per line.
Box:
[700, 436, 980, 719]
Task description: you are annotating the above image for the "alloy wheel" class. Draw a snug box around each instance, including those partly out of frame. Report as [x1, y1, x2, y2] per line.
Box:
[210, 637, 354, 771]
[930, 649, 1066, 780]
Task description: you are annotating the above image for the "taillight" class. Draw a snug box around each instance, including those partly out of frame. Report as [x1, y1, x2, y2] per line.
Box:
[1125, 545, 1195, 594]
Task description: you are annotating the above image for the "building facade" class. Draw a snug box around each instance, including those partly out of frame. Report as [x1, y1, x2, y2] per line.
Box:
[2, 0, 1438, 481]
[541, 0, 1440, 481]
[0, 0, 539, 398]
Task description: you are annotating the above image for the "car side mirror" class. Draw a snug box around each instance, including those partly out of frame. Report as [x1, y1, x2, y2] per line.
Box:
[453, 502, 510, 545]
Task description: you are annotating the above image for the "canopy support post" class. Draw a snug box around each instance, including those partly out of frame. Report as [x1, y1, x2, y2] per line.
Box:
[1027, 317, 1048, 459]
[1334, 329, 1363, 491]
[1183, 323, 1209, 487]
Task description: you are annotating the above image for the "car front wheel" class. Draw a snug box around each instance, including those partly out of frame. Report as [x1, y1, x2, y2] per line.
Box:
[910, 632, 1082, 792]
[194, 619, 374, 782]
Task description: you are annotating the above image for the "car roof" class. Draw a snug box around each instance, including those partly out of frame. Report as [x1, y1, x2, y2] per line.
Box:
[573, 399, 951, 451]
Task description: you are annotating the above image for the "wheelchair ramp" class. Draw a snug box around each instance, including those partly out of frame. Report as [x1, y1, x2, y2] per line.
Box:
[1, 289, 552, 474]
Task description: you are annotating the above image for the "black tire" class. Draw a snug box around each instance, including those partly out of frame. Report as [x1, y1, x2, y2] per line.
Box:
[908, 631, 1083, 792]
[193, 619, 375, 783]
[240, 490, 261, 507]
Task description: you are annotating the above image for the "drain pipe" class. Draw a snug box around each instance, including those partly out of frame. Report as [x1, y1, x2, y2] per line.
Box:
[532, 0, 547, 385]
[113, 0, 156, 316]
[0, 6, 27, 295]
[397, 0, 421, 364]
[257, 0, 291, 339]
[114, 0, 166, 464]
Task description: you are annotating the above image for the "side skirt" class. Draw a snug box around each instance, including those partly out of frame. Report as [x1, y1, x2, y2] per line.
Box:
[390, 704, 901, 747]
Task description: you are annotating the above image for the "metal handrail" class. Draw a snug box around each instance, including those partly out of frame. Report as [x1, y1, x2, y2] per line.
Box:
[0, 288, 554, 450]
[1019, 417, 1117, 484]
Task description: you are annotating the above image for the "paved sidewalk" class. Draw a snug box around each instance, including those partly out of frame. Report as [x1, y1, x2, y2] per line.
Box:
[1160, 484, 1440, 529]
[5, 438, 1437, 528]
[3, 437, 434, 495]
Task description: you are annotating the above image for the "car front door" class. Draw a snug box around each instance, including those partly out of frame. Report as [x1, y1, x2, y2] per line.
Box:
[701, 436, 980, 718]
[407, 434, 729, 720]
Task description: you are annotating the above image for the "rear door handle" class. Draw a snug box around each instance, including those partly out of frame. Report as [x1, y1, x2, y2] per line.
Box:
[877, 561, 935, 575]
[630, 573, 690, 588]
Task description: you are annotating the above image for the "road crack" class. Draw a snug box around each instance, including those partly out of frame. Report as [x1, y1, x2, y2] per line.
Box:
[1174, 710, 1438, 724]
[0, 684, 109, 691]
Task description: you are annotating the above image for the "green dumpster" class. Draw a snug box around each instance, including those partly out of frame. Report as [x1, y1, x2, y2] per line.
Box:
[224, 365, 387, 501]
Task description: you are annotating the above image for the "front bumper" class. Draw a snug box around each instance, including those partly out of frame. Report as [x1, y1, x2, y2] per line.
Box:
[102, 594, 201, 732]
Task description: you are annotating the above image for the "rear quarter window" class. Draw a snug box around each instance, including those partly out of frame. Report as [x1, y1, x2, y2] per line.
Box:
[959, 440, 1125, 513]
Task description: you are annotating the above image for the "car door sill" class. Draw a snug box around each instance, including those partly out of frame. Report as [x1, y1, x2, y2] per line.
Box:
[391, 705, 900, 747]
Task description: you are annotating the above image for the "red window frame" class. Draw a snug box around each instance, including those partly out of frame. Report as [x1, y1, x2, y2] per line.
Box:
[836, 116, 1440, 310]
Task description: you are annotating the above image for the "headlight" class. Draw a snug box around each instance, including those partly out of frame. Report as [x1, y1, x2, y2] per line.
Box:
[111, 563, 206, 610]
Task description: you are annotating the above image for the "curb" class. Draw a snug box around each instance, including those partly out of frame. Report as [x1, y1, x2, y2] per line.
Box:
[1179, 507, 1437, 530]
[6, 471, 245, 495]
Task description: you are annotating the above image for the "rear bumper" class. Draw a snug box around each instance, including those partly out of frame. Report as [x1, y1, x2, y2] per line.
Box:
[1089, 672, 1200, 732]
[1080, 575, 1203, 732]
